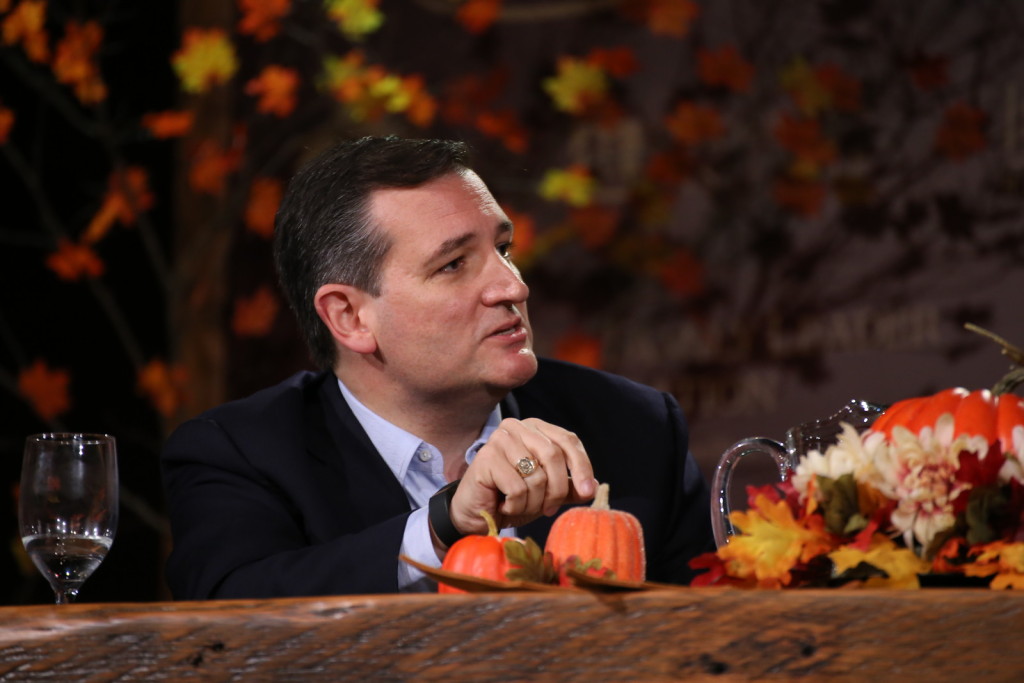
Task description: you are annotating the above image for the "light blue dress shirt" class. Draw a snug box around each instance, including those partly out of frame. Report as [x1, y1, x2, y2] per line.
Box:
[337, 378, 511, 592]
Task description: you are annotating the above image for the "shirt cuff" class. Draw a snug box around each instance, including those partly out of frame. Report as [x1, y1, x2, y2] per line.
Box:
[397, 506, 440, 592]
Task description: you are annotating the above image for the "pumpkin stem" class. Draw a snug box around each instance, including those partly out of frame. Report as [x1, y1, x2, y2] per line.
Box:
[592, 482, 611, 510]
[479, 509, 499, 537]
[964, 323, 1024, 395]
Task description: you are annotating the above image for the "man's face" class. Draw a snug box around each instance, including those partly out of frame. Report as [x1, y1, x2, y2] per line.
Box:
[362, 170, 537, 402]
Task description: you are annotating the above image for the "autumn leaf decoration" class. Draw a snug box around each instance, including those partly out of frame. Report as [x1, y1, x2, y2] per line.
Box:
[692, 324, 1024, 589]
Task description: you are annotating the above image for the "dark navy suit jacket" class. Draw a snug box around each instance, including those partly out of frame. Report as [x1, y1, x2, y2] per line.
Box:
[161, 358, 713, 598]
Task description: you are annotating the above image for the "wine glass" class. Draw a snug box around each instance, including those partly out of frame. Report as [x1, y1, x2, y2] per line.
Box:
[18, 433, 119, 604]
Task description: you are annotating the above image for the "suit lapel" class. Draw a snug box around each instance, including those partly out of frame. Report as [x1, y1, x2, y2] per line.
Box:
[304, 375, 411, 525]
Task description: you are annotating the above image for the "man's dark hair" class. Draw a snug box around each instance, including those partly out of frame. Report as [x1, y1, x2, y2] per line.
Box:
[273, 136, 471, 370]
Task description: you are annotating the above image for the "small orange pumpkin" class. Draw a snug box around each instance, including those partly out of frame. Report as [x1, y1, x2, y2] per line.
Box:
[870, 388, 1024, 457]
[544, 482, 646, 583]
[438, 510, 524, 594]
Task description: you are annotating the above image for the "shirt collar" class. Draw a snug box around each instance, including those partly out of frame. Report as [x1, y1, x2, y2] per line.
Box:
[336, 377, 502, 483]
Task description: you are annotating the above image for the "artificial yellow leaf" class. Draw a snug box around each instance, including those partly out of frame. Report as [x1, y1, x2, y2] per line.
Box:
[324, 0, 384, 41]
[717, 493, 833, 588]
[542, 57, 608, 114]
[829, 534, 929, 588]
[538, 165, 595, 207]
[173, 27, 238, 93]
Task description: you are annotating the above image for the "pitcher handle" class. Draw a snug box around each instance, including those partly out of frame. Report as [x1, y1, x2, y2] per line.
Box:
[711, 437, 791, 548]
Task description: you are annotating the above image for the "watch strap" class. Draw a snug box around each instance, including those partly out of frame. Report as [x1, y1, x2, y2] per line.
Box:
[429, 479, 464, 548]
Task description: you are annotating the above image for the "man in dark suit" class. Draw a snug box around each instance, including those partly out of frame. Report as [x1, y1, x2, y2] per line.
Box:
[161, 137, 712, 599]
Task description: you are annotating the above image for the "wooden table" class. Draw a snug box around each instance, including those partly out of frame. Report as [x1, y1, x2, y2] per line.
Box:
[0, 588, 1021, 681]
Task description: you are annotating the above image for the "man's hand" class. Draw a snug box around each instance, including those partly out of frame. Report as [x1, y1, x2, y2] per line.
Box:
[446, 417, 597, 538]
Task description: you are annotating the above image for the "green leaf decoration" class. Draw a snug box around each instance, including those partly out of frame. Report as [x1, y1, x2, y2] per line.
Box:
[817, 473, 861, 536]
[504, 537, 559, 584]
[964, 485, 1007, 546]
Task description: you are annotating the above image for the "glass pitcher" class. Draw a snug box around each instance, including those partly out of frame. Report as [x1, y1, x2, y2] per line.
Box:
[711, 399, 887, 547]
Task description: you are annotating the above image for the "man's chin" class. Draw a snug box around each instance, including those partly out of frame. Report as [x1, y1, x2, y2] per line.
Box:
[486, 350, 538, 393]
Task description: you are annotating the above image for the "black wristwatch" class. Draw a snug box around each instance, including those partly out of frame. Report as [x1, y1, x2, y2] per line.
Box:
[429, 479, 464, 548]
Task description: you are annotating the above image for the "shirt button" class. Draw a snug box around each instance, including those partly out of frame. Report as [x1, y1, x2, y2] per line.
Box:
[417, 449, 432, 462]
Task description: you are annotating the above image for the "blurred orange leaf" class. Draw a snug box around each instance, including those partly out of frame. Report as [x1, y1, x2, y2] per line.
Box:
[665, 101, 724, 146]
[245, 64, 299, 117]
[18, 359, 70, 421]
[657, 247, 705, 298]
[554, 329, 602, 369]
[586, 46, 637, 78]
[774, 176, 826, 218]
[543, 57, 608, 115]
[935, 100, 986, 161]
[188, 139, 242, 195]
[630, 0, 699, 38]
[773, 113, 836, 174]
[539, 165, 596, 207]
[173, 27, 238, 94]
[325, 0, 384, 41]
[569, 205, 619, 249]
[142, 110, 194, 138]
[237, 0, 291, 42]
[138, 359, 189, 419]
[45, 238, 104, 281]
[83, 167, 154, 244]
[2, 0, 49, 63]
[244, 177, 283, 238]
[232, 286, 280, 337]
[52, 20, 106, 105]
[475, 109, 527, 153]
[697, 44, 754, 93]
[0, 105, 13, 143]
[457, 0, 500, 34]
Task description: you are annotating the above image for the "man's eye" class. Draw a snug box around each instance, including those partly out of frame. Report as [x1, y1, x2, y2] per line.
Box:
[439, 257, 464, 273]
[497, 242, 513, 258]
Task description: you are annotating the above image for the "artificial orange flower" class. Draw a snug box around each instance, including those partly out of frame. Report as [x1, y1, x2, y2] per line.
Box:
[141, 110, 194, 138]
[554, 329, 602, 369]
[172, 27, 238, 93]
[245, 64, 299, 117]
[18, 359, 71, 421]
[244, 177, 283, 238]
[45, 238, 104, 281]
[188, 139, 242, 195]
[82, 167, 154, 244]
[0, 105, 13, 143]
[137, 359, 189, 419]
[697, 44, 754, 93]
[539, 165, 596, 207]
[325, 0, 384, 41]
[456, 0, 500, 34]
[2, 0, 49, 63]
[232, 286, 280, 337]
[52, 20, 106, 104]
[236, 0, 291, 42]
[665, 101, 724, 146]
[934, 100, 986, 161]
[543, 56, 608, 115]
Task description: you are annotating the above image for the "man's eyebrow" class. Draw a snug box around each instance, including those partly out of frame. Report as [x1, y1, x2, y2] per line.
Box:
[432, 233, 475, 261]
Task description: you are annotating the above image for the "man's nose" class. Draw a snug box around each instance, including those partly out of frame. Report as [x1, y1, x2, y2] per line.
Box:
[482, 253, 529, 305]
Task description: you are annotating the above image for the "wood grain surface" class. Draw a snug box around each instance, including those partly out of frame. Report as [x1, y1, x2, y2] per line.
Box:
[0, 588, 1020, 681]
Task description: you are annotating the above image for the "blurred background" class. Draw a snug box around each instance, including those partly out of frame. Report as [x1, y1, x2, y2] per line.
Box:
[2, 0, 1023, 603]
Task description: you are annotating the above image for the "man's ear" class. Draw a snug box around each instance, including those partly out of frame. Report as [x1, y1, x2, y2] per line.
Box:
[314, 283, 378, 355]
